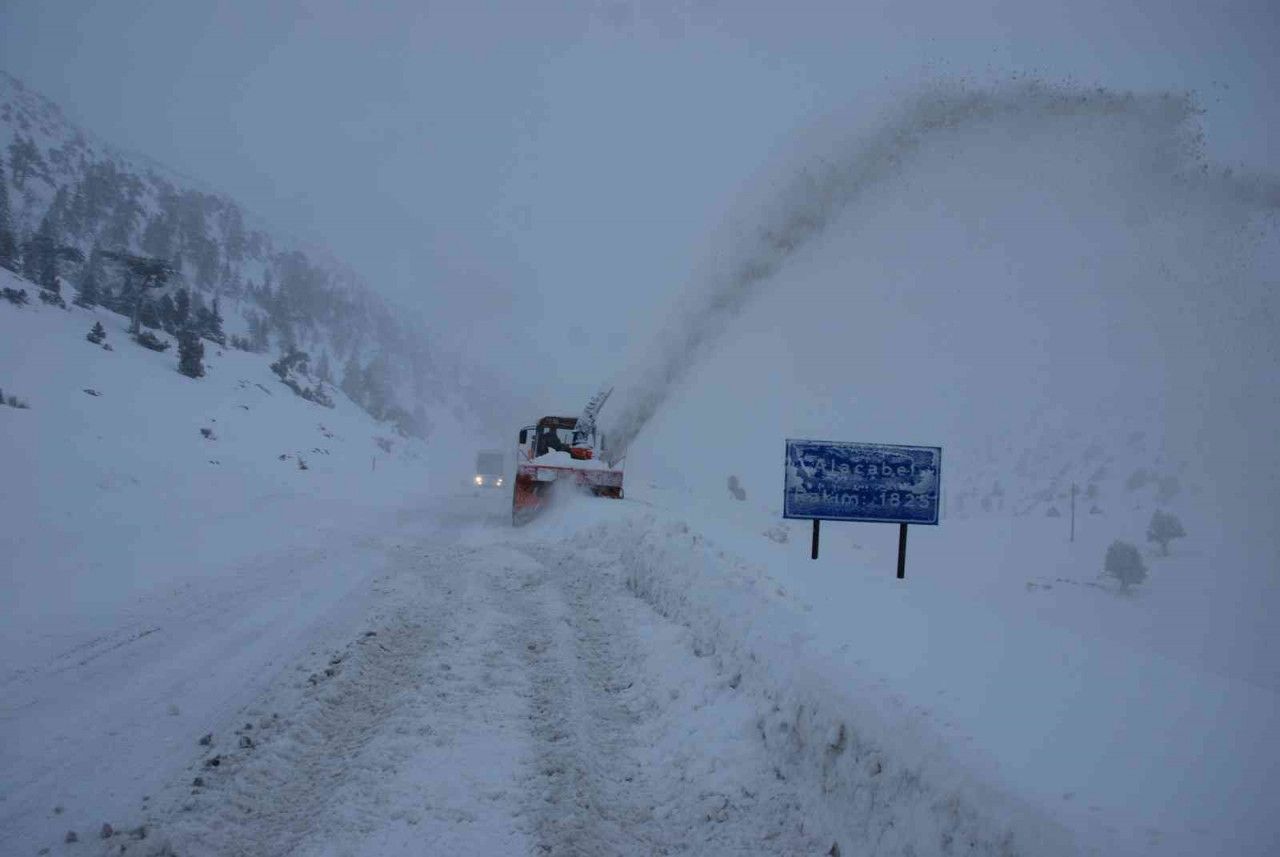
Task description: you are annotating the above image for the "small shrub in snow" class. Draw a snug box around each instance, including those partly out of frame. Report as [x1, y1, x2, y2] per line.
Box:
[1104, 540, 1147, 592]
[138, 297, 163, 330]
[1146, 510, 1186, 556]
[86, 321, 106, 344]
[1046, 506, 1061, 517]
[39, 288, 66, 308]
[3, 286, 29, 305]
[133, 329, 171, 352]
[727, 475, 747, 501]
[303, 384, 334, 408]
[763, 523, 789, 544]
[1, 388, 31, 409]
[270, 349, 334, 407]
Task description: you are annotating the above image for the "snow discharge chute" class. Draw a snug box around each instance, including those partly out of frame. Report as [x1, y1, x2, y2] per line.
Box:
[572, 386, 613, 451]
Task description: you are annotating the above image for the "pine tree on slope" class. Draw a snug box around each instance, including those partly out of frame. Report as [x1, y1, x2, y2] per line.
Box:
[1146, 510, 1186, 556]
[173, 288, 190, 330]
[74, 245, 103, 308]
[178, 330, 205, 378]
[1104, 540, 1147, 592]
[0, 155, 17, 272]
[206, 296, 226, 345]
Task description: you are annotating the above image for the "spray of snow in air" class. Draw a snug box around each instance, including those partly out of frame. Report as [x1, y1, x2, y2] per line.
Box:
[602, 81, 1280, 456]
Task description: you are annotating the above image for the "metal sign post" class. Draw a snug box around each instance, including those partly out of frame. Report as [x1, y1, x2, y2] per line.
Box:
[783, 439, 941, 579]
[897, 523, 908, 579]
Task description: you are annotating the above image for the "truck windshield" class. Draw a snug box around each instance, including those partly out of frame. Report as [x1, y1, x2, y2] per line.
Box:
[536, 427, 575, 457]
[476, 452, 503, 475]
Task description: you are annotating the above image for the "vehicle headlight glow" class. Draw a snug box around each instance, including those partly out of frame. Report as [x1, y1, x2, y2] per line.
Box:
[474, 475, 483, 485]
[496, 478, 503, 487]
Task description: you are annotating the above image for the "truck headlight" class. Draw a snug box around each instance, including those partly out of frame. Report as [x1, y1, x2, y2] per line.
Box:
[474, 475, 483, 485]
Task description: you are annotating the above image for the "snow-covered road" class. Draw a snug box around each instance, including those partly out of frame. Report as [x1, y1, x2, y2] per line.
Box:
[160, 503, 826, 855]
[16, 481, 1263, 856]
[7, 491, 828, 856]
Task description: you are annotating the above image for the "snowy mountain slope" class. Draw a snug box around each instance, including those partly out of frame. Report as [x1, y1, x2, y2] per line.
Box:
[0, 70, 503, 436]
[1, 267, 471, 666]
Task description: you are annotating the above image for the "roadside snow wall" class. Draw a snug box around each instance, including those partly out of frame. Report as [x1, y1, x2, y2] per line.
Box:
[551, 507, 1076, 857]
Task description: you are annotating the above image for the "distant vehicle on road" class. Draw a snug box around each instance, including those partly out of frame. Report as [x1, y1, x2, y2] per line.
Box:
[474, 450, 505, 488]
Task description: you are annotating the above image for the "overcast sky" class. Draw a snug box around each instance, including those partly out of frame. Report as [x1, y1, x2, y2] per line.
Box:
[2, 0, 1276, 411]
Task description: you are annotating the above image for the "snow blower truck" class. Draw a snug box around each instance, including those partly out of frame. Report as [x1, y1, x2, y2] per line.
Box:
[512, 388, 623, 525]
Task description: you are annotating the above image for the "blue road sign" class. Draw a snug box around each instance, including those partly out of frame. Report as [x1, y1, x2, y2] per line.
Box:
[784, 439, 941, 525]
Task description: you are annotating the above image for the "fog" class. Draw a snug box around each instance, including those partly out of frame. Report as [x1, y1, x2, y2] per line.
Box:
[2, 0, 1277, 430]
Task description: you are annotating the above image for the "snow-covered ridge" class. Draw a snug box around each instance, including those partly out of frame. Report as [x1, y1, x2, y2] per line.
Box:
[0, 70, 221, 200]
[0, 70, 462, 436]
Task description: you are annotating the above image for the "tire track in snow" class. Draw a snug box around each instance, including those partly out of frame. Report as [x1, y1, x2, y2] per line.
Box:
[134, 544, 496, 857]
[128, 506, 825, 856]
[502, 544, 660, 855]
[506, 539, 826, 856]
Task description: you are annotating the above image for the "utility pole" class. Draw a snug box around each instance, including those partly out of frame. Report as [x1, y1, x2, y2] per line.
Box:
[1070, 482, 1077, 542]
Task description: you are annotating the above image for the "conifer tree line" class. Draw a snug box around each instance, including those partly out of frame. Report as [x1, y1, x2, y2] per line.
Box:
[0, 112, 437, 436]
